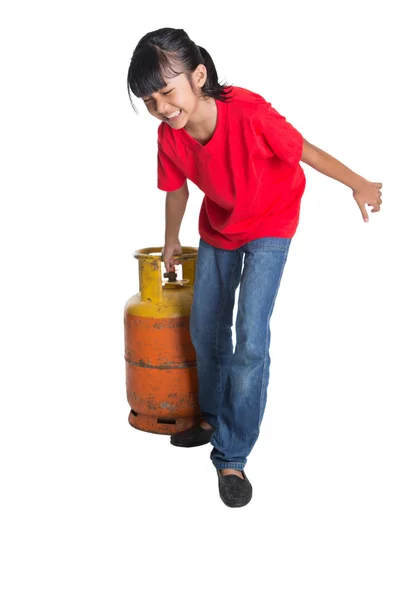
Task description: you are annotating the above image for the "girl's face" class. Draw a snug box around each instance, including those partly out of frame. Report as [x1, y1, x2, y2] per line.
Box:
[142, 65, 206, 129]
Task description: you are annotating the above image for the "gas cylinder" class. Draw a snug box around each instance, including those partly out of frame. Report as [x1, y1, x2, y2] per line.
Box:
[124, 246, 200, 435]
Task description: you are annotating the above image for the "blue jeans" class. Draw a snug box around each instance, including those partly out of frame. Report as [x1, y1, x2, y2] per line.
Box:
[189, 236, 292, 471]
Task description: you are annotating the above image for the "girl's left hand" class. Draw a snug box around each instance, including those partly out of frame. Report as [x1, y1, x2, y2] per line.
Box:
[353, 181, 383, 222]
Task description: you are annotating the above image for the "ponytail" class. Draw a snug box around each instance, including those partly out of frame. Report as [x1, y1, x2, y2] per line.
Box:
[195, 45, 233, 101]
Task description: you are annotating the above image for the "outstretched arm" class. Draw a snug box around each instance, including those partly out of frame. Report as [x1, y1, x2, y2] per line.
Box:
[301, 139, 382, 222]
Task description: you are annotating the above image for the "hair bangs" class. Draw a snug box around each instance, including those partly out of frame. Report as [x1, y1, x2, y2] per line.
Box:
[128, 45, 183, 100]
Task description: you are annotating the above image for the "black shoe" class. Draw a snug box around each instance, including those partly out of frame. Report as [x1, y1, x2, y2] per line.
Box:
[170, 423, 215, 447]
[217, 469, 253, 507]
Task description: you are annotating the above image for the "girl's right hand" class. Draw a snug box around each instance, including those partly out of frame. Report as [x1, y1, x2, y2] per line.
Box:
[162, 239, 183, 273]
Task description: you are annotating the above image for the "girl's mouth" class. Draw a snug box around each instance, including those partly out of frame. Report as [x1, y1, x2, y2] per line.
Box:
[165, 109, 182, 122]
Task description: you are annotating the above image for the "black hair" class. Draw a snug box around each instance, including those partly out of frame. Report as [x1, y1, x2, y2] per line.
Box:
[127, 27, 234, 113]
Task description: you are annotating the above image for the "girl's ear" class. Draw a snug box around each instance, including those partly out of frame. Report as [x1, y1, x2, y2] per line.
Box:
[193, 64, 207, 90]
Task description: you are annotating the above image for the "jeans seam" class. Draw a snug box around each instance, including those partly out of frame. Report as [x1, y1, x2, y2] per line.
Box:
[215, 252, 242, 407]
[258, 245, 290, 423]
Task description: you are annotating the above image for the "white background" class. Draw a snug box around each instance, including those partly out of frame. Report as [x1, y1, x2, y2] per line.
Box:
[1, 1, 395, 598]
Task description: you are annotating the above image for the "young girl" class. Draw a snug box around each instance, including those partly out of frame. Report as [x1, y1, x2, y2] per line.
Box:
[127, 27, 382, 508]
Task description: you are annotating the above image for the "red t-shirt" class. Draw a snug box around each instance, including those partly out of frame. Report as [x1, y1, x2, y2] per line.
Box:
[157, 86, 306, 249]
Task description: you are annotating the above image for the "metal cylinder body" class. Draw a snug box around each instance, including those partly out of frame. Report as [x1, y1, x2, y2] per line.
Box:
[124, 247, 200, 434]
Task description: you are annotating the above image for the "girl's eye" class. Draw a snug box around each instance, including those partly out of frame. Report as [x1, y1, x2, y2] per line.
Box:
[143, 89, 173, 103]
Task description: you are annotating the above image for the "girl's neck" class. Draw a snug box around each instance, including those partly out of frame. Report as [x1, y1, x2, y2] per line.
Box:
[184, 97, 217, 144]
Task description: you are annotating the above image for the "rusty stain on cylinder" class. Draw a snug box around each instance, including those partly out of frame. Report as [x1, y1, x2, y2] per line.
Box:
[124, 296, 200, 433]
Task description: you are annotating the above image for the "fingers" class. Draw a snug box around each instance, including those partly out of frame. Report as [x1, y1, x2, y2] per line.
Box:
[163, 257, 174, 273]
[168, 258, 178, 272]
[369, 203, 381, 214]
[359, 182, 383, 222]
[369, 186, 383, 213]
[374, 182, 383, 204]
[162, 249, 179, 273]
[366, 198, 382, 217]
[170, 256, 178, 267]
[371, 196, 383, 212]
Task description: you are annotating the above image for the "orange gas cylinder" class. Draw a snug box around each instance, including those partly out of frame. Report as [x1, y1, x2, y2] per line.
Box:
[124, 246, 200, 435]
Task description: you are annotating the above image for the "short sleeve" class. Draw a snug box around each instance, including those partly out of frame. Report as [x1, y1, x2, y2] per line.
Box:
[157, 140, 187, 192]
[253, 101, 303, 167]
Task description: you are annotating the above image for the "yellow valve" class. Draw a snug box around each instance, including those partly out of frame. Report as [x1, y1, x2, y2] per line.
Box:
[132, 246, 198, 303]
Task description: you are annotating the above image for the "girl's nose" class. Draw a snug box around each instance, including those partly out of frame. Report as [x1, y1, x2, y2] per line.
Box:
[155, 101, 168, 116]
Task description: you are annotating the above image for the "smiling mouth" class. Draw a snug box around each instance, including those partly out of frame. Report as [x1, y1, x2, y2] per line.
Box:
[165, 109, 182, 121]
